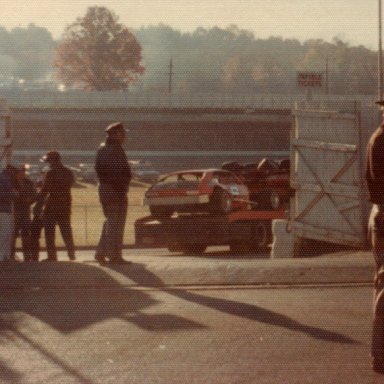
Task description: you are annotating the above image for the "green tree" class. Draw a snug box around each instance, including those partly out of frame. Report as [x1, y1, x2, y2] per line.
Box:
[54, 6, 144, 91]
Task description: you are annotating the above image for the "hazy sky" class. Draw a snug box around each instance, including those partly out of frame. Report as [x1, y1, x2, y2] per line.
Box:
[2, 0, 380, 49]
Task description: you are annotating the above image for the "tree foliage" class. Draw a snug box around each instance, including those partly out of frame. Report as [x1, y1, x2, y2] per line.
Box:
[135, 25, 377, 95]
[0, 24, 54, 81]
[0, 20, 379, 95]
[54, 7, 144, 91]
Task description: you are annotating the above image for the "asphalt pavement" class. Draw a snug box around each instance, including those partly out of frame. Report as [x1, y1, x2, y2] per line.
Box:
[0, 247, 375, 289]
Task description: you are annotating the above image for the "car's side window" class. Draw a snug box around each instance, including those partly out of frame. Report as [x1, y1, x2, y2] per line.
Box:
[179, 173, 201, 182]
[163, 174, 179, 183]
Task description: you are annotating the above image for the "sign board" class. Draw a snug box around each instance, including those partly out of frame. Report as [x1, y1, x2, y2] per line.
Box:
[297, 72, 323, 87]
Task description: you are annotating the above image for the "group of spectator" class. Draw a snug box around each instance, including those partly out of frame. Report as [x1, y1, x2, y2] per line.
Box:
[0, 122, 132, 264]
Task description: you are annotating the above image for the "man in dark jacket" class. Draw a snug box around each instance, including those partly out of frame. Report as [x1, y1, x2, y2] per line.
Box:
[11, 164, 37, 261]
[37, 150, 75, 262]
[95, 122, 132, 264]
[366, 100, 384, 373]
[0, 165, 20, 261]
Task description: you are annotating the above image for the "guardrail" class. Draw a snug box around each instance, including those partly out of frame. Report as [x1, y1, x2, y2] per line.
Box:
[1, 89, 377, 109]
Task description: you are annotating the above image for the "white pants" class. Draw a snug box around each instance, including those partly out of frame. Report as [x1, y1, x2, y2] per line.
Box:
[0, 212, 13, 261]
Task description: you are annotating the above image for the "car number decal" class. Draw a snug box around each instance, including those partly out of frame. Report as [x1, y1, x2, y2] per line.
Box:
[229, 185, 240, 195]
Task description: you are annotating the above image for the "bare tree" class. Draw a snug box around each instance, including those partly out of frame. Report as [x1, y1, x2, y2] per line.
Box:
[54, 7, 144, 91]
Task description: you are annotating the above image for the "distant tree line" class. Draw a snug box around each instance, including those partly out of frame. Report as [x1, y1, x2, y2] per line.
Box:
[134, 24, 377, 95]
[0, 24, 54, 82]
[0, 19, 378, 94]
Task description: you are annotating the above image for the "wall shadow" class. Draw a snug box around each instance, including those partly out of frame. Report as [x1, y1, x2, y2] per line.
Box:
[0, 263, 204, 334]
[107, 262, 359, 345]
[0, 263, 205, 383]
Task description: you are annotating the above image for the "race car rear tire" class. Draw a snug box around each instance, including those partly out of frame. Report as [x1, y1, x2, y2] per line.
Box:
[210, 188, 233, 214]
[230, 221, 272, 254]
[253, 191, 272, 210]
[251, 221, 272, 250]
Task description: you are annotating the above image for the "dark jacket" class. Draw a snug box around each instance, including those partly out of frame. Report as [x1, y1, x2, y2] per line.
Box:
[0, 169, 17, 213]
[14, 177, 37, 215]
[366, 125, 384, 204]
[95, 137, 132, 195]
[37, 164, 74, 214]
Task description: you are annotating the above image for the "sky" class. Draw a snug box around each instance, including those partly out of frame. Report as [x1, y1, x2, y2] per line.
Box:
[2, 0, 380, 49]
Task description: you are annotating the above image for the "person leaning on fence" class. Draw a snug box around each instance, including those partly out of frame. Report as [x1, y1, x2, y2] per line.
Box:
[37, 150, 76, 262]
[94, 122, 132, 265]
[366, 99, 384, 374]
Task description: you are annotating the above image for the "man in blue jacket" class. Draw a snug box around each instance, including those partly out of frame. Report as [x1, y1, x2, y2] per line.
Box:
[95, 122, 132, 264]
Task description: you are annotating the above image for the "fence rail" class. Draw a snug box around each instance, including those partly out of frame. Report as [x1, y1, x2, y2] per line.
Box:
[1, 89, 377, 109]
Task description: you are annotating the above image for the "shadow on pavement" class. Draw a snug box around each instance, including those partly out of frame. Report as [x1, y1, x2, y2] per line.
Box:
[0, 259, 359, 382]
[107, 262, 359, 345]
[0, 262, 205, 333]
[0, 262, 206, 383]
[0, 316, 94, 384]
[0, 359, 22, 383]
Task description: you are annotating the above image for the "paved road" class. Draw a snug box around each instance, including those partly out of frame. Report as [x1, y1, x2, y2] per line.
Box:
[0, 283, 378, 384]
[2, 248, 376, 288]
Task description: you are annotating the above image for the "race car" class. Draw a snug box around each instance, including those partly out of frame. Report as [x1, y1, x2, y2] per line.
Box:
[143, 169, 250, 219]
[222, 157, 290, 210]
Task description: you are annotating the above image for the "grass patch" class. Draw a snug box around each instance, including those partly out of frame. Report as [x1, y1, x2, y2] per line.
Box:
[16, 181, 151, 250]
[71, 181, 150, 247]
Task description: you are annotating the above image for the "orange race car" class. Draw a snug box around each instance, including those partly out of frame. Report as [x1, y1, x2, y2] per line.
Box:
[143, 169, 250, 219]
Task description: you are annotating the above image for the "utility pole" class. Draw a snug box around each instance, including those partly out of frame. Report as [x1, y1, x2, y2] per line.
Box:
[379, 0, 383, 101]
[168, 57, 174, 94]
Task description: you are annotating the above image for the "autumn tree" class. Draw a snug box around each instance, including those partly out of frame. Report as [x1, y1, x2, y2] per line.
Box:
[54, 7, 144, 91]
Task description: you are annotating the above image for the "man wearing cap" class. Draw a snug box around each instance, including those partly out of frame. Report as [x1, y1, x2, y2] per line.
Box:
[366, 100, 384, 373]
[37, 150, 76, 261]
[95, 122, 132, 264]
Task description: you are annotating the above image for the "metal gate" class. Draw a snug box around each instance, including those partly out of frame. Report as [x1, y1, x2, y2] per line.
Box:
[291, 101, 369, 248]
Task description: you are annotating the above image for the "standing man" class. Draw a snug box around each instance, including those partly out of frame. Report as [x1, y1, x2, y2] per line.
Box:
[11, 164, 37, 261]
[38, 150, 75, 262]
[0, 165, 20, 261]
[95, 122, 132, 264]
[366, 100, 384, 373]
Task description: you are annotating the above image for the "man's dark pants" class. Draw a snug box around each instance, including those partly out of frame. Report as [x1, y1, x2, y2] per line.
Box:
[96, 184, 128, 260]
[12, 211, 32, 260]
[44, 211, 75, 260]
[29, 216, 43, 261]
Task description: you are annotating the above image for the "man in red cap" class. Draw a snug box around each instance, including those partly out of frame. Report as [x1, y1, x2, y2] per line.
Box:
[367, 100, 384, 373]
[37, 150, 75, 261]
[95, 122, 132, 264]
